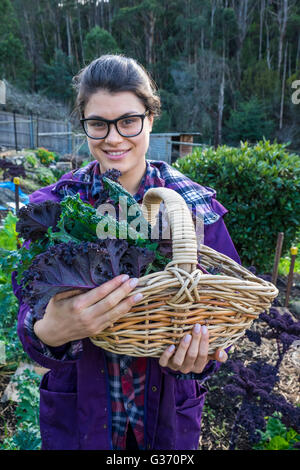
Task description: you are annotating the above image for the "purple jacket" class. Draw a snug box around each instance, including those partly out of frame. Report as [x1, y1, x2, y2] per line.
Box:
[13, 169, 240, 450]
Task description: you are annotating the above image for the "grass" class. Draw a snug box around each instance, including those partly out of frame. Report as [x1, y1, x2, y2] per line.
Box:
[278, 240, 300, 276]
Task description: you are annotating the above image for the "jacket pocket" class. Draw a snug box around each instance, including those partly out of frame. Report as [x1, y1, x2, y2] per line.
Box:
[39, 372, 79, 450]
[175, 382, 207, 450]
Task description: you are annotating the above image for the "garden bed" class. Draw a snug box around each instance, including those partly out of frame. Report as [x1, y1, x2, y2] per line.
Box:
[0, 274, 299, 451]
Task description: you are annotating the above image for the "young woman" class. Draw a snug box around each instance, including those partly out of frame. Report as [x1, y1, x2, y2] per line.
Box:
[13, 55, 240, 450]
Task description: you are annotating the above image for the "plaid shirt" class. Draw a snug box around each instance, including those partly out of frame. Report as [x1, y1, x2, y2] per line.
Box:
[22, 159, 221, 450]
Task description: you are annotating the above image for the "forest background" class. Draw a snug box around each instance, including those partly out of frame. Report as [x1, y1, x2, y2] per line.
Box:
[0, 0, 300, 150]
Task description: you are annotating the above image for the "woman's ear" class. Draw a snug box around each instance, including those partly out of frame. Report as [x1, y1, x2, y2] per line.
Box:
[148, 113, 154, 132]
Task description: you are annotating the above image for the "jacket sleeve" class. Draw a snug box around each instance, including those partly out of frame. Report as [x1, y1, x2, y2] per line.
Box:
[12, 270, 83, 369]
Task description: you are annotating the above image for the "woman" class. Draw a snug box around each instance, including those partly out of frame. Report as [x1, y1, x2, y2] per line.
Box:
[13, 55, 240, 450]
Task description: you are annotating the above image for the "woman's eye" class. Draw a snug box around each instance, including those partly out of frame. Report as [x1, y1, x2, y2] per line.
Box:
[89, 120, 106, 128]
[121, 117, 138, 127]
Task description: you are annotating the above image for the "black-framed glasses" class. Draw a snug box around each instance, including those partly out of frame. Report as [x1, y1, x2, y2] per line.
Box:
[80, 110, 150, 140]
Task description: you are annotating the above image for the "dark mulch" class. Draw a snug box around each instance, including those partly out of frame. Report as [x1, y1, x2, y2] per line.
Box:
[199, 274, 300, 450]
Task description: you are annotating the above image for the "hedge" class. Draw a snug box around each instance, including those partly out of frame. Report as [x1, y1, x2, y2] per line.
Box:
[173, 140, 300, 273]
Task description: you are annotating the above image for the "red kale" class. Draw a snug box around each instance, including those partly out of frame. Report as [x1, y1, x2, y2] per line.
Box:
[21, 239, 155, 320]
[16, 200, 62, 242]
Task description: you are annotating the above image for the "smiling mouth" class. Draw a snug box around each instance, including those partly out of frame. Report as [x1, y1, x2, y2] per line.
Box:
[103, 149, 130, 159]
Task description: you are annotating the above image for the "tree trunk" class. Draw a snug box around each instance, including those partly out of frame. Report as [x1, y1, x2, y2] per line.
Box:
[66, 13, 72, 58]
[144, 10, 156, 66]
[296, 32, 300, 71]
[265, 17, 271, 69]
[259, 0, 265, 60]
[215, 43, 226, 148]
[277, 0, 288, 73]
[279, 41, 288, 130]
[77, 4, 85, 64]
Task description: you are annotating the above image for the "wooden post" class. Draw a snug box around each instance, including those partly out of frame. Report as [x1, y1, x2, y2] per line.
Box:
[13, 177, 20, 213]
[284, 246, 298, 307]
[271, 232, 284, 285]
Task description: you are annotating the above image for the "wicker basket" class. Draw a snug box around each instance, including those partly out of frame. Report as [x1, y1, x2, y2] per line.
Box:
[90, 187, 278, 357]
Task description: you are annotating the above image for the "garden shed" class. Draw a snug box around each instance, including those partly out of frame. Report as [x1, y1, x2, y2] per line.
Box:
[147, 132, 201, 164]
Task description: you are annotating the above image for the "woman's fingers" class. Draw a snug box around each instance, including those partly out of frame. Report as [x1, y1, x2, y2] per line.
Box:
[193, 325, 209, 372]
[159, 325, 210, 374]
[158, 344, 176, 368]
[64, 274, 137, 311]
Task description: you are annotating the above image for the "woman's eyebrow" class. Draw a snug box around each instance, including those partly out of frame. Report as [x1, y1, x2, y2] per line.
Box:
[85, 111, 141, 120]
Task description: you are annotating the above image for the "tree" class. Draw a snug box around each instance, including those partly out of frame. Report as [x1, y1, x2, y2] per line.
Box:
[0, 0, 30, 87]
[224, 97, 274, 144]
[83, 26, 119, 63]
[37, 49, 74, 103]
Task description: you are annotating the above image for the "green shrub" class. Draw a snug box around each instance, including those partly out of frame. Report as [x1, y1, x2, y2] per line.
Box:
[24, 153, 39, 168]
[35, 166, 56, 186]
[0, 368, 41, 450]
[173, 140, 300, 273]
[35, 147, 56, 166]
[253, 413, 300, 450]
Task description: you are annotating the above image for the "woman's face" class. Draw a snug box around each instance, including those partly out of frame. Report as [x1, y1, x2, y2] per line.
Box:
[83, 90, 153, 185]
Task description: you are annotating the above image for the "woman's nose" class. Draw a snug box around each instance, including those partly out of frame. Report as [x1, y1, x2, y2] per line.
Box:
[104, 123, 124, 144]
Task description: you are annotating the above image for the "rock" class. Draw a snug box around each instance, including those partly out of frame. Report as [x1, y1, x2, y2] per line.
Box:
[56, 161, 72, 171]
[289, 300, 300, 319]
[0, 362, 49, 403]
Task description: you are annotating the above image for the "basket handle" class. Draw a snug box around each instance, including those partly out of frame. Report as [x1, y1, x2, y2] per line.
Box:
[141, 187, 198, 274]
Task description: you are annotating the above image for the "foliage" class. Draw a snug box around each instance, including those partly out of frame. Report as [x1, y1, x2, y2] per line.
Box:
[0, 211, 18, 250]
[0, 213, 27, 371]
[253, 413, 300, 450]
[83, 26, 120, 63]
[0, 0, 31, 88]
[36, 48, 74, 103]
[34, 167, 56, 186]
[24, 153, 39, 169]
[0, 159, 26, 181]
[224, 98, 275, 145]
[0, 368, 41, 450]
[174, 140, 300, 273]
[4, 169, 170, 320]
[35, 147, 56, 167]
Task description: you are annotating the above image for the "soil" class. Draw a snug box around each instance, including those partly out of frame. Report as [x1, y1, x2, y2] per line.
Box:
[0, 274, 299, 450]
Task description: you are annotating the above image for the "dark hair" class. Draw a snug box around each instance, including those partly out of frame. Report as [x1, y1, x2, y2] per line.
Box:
[72, 54, 161, 118]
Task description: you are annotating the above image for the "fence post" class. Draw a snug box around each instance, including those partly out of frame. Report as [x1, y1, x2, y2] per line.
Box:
[29, 112, 34, 149]
[67, 122, 72, 154]
[36, 116, 39, 148]
[13, 111, 18, 151]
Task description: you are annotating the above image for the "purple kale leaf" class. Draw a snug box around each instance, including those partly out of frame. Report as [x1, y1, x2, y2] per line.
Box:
[16, 200, 62, 242]
[224, 359, 300, 448]
[121, 245, 156, 278]
[21, 239, 155, 320]
[259, 307, 300, 367]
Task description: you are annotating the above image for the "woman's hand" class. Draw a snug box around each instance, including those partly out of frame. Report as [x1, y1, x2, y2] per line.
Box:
[158, 324, 227, 374]
[33, 274, 142, 347]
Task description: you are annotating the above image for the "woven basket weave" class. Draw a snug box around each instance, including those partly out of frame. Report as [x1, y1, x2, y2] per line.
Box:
[90, 187, 278, 357]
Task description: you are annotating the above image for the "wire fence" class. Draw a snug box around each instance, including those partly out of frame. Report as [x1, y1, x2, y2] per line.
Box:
[0, 110, 84, 155]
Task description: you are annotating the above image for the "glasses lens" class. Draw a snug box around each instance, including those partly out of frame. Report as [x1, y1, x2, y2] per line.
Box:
[117, 116, 143, 137]
[84, 119, 108, 139]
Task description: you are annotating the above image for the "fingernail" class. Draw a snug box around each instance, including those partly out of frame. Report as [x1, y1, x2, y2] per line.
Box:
[129, 278, 139, 288]
[202, 325, 208, 334]
[121, 274, 129, 282]
[168, 344, 175, 353]
[133, 293, 143, 302]
[194, 323, 201, 334]
[184, 334, 192, 343]
[219, 350, 225, 360]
